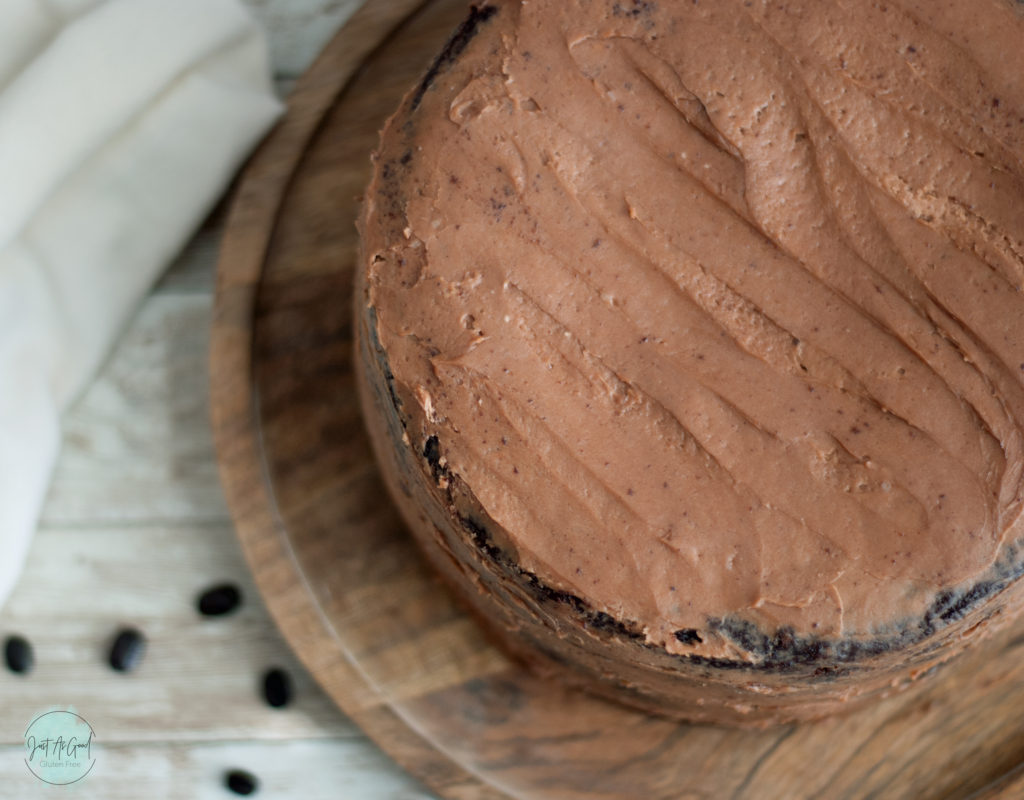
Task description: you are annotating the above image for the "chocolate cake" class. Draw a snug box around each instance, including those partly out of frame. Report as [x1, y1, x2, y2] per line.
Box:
[355, 0, 1024, 725]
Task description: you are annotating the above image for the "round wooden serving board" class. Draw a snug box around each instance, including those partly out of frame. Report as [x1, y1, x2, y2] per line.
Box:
[211, 2, 1024, 798]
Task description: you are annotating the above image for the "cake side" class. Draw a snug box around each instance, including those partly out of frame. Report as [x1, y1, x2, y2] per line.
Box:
[356, 293, 1024, 725]
[355, 0, 1024, 724]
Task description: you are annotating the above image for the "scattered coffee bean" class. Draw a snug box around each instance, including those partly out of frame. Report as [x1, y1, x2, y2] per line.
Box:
[197, 583, 242, 617]
[262, 667, 292, 709]
[4, 635, 33, 674]
[108, 628, 146, 672]
[225, 769, 259, 796]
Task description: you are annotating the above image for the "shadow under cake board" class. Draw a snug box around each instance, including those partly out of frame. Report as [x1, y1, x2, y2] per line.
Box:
[210, 1, 1024, 797]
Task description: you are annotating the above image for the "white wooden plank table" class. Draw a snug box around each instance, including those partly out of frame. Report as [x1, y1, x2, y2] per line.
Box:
[0, 3, 437, 796]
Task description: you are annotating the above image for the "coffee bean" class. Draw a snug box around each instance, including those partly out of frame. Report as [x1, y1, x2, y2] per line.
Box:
[4, 635, 33, 674]
[225, 769, 259, 796]
[108, 628, 146, 672]
[262, 668, 292, 708]
[197, 583, 242, 617]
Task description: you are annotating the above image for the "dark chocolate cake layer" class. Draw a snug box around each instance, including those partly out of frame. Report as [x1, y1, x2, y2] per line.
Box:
[355, 0, 1024, 724]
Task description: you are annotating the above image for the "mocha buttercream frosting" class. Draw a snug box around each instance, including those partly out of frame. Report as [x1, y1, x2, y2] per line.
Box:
[355, 0, 1024, 724]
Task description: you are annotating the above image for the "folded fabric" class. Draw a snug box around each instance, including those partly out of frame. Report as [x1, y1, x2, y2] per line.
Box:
[0, 0, 283, 609]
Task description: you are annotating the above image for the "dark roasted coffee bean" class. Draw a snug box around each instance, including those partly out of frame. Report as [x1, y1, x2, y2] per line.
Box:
[225, 769, 259, 796]
[4, 635, 33, 674]
[197, 583, 242, 617]
[262, 668, 292, 708]
[108, 628, 146, 672]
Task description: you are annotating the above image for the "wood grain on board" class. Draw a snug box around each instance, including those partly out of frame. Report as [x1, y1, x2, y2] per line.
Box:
[210, 1, 1024, 799]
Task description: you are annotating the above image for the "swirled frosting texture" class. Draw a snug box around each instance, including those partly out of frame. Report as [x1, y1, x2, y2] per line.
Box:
[362, 0, 1024, 660]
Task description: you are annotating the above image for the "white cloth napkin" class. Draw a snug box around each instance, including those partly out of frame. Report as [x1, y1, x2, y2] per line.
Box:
[0, 0, 283, 609]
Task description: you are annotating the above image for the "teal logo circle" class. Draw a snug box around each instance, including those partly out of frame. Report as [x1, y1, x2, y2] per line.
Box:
[24, 710, 96, 785]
